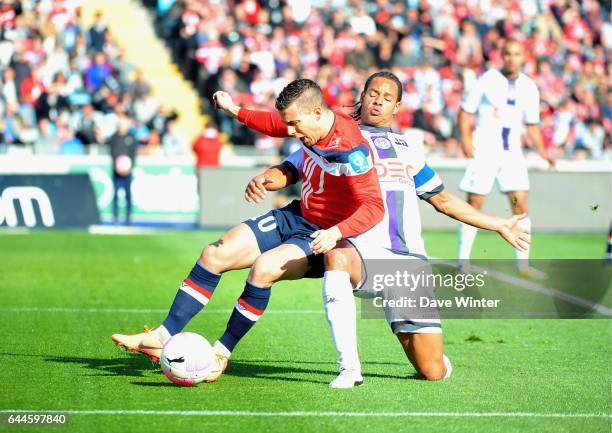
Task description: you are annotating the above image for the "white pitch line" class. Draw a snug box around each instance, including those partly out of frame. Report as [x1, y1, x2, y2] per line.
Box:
[2, 261, 609, 317]
[0, 409, 609, 418]
[432, 258, 612, 317]
[0, 307, 323, 315]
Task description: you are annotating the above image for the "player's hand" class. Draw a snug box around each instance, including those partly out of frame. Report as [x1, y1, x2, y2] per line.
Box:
[245, 174, 272, 203]
[543, 154, 556, 169]
[497, 213, 531, 252]
[309, 226, 342, 255]
[212, 91, 239, 116]
[461, 140, 474, 159]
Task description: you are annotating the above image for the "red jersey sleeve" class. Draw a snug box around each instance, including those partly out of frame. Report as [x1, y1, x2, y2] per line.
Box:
[336, 167, 384, 238]
[236, 108, 288, 137]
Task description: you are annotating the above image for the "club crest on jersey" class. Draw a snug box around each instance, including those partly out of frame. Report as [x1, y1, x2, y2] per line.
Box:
[373, 137, 392, 150]
[348, 149, 369, 173]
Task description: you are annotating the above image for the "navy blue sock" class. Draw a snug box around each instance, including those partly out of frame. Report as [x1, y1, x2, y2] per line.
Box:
[162, 261, 221, 335]
[218, 281, 271, 354]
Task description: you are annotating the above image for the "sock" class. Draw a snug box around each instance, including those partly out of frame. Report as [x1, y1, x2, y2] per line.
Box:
[217, 281, 271, 354]
[458, 223, 477, 260]
[515, 216, 531, 269]
[153, 325, 171, 344]
[161, 260, 221, 335]
[323, 270, 361, 372]
[443, 354, 452, 379]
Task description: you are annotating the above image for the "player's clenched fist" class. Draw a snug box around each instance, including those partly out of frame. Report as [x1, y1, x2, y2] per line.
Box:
[245, 174, 271, 203]
[309, 226, 343, 254]
[212, 91, 239, 117]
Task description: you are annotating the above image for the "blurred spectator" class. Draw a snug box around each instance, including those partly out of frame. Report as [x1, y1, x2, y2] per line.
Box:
[145, 0, 610, 160]
[574, 118, 605, 159]
[109, 114, 137, 225]
[162, 117, 187, 155]
[1, 0, 610, 161]
[192, 122, 223, 169]
[71, 103, 99, 147]
[88, 11, 108, 53]
[0, 2, 172, 156]
[192, 121, 223, 223]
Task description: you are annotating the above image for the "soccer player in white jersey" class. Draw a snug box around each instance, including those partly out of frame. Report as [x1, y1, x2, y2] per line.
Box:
[310, 72, 531, 387]
[221, 72, 531, 387]
[457, 39, 555, 277]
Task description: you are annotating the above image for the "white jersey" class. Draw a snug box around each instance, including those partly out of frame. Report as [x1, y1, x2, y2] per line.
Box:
[462, 69, 540, 154]
[285, 125, 444, 258]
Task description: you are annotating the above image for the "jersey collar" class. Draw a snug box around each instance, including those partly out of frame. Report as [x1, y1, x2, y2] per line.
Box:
[360, 123, 393, 133]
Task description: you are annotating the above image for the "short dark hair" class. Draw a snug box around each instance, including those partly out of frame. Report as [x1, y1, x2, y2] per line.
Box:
[351, 71, 403, 121]
[275, 79, 327, 113]
[502, 38, 523, 52]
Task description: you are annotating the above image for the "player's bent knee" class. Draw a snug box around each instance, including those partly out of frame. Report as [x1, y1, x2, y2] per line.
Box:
[418, 361, 446, 381]
[249, 256, 283, 286]
[514, 204, 528, 214]
[200, 243, 230, 273]
[324, 248, 351, 272]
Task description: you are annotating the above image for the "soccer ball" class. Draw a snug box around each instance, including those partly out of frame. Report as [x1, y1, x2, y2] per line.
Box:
[114, 155, 132, 176]
[160, 332, 214, 386]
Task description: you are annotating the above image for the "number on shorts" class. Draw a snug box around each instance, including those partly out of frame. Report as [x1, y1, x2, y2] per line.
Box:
[257, 215, 277, 232]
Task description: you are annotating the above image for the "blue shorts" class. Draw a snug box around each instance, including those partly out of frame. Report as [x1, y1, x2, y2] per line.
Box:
[244, 200, 324, 278]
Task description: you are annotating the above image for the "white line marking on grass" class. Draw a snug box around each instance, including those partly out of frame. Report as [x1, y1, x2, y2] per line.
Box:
[432, 258, 612, 317]
[88, 226, 161, 235]
[0, 409, 609, 418]
[3, 260, 609, 317]
[0, 307, 323, 315]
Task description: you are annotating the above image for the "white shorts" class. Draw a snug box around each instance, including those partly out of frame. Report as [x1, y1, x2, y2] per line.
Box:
[459, 151, 529, 195]
[347, 236, 442, 334]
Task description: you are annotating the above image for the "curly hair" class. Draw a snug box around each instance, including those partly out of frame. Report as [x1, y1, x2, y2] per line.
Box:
[351, 71, 403, 121]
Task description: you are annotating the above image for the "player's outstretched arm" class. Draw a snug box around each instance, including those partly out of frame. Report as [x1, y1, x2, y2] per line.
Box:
[213, 91, 288, 137]
[244, 162, 299, 203]
[427, 190, 531, 251]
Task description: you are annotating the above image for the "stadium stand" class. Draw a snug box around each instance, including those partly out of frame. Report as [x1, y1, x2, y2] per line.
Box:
[144, 0, 610, 160]
[0, 0, 197, 156]
[0, 0, 609, 161]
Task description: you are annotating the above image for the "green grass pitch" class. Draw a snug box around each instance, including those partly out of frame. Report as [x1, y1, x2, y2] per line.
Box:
[0, 230, 610, 433]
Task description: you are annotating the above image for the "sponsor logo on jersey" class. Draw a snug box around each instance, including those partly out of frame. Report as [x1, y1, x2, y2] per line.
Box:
[373, 137, 392, 149]
[394, 138, 408, 148]
[348, 150, 369, 174]
[327, 137, 342, 149]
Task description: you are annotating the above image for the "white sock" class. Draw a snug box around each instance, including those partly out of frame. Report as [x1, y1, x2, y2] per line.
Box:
[154, 325, 171, 344]
[443, 354, 452, 379]
[323, 270, 361, 372]
[515, 216, 531, 269]
[458, 223, 478, 260]
[213, 340, 232, 359]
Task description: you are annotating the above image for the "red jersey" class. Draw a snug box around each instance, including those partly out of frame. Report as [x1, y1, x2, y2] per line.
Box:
[237, 108, 384, 238]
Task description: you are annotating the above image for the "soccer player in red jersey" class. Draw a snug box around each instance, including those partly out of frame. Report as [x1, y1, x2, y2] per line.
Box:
[218, 72, 531, 388]
[112, 79, 384, 382]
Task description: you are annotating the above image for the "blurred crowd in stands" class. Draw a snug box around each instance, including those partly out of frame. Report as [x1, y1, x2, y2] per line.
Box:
[146, 0, 610, 160]
[1, 0, 610, 160]
[0, 0, 182, 156]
